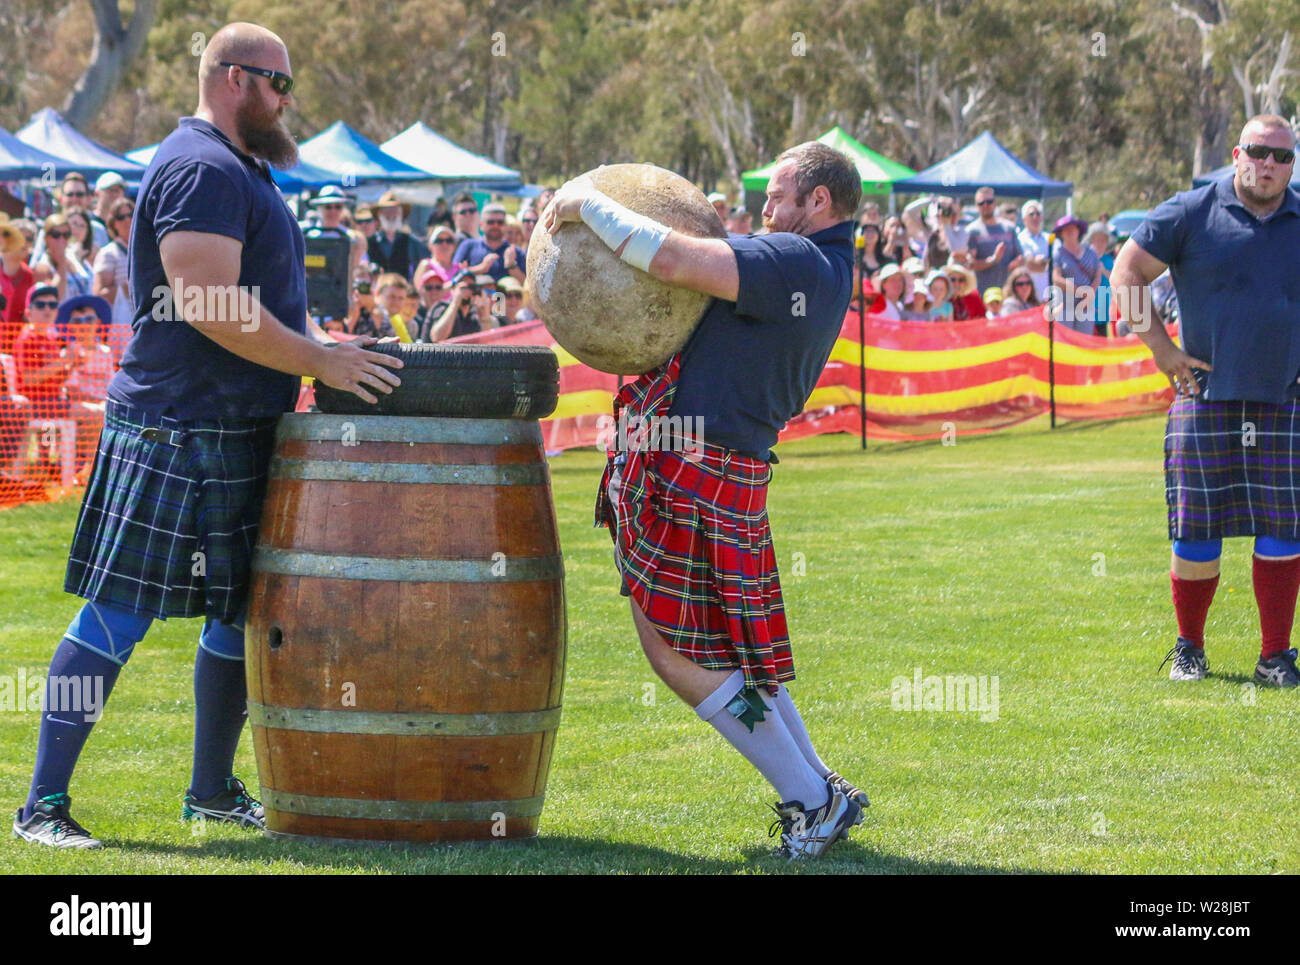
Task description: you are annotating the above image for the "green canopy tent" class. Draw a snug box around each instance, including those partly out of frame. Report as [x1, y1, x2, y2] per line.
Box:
[741, 126, 915, 195]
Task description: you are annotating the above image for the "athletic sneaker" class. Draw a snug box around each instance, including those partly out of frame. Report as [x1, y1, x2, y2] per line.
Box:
[1160, 638, 1208, 681]
[182, 776, 265, 829]
[827, 771, 870, 813]
[12, 793, 102, 849]
[768, 785, 861, 859]
[1253, 648, 1300, 688]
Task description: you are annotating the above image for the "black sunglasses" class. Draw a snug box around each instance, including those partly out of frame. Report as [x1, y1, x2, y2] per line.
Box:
[454, 207, 478, 216]
[976, 199, 996, 206]
[114, 211, 133, 221]
[32, 299, 59, 309]
[1240, 143, 1296, 164]
[220, 61, 294, 95]
[46, 230, 71, 240]
[432, 237, 456, 244]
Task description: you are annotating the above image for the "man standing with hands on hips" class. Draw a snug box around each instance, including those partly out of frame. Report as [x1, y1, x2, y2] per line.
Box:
[13, 21, 402, 849]
[1112, 114, 1300, 687]
[544, 144, 870, 859]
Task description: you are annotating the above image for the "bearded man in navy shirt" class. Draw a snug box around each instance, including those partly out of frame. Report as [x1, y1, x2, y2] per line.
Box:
[1114, 114, 1300, 688]
[13, 22, 403, 850]
[545, 143, 869, 858]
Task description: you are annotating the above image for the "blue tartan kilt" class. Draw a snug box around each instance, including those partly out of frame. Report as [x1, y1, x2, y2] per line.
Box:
[64, 399, 279, 622]
[1165, 395, 1300, 541]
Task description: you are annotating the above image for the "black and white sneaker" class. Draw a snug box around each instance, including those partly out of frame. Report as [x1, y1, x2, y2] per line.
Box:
[768, 785, 861, 859]
[12, 794, 102, 849]
[1254, 648, 1300, 688]
[827, 771, 870, 814]
[1160, 638, 1208, 681]
[182, 776, 266, 829]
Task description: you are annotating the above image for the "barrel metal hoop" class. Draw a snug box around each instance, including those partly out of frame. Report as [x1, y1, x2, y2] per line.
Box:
[252, 548, 565, 583]
[262, 789, 545, 822]
[270, 457, 547, 487]
[276, 413, 542, 446]
[247, 700, 562, 737]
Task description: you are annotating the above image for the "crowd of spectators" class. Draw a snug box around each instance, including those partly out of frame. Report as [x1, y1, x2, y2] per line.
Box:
[296, 184, 552, 343]
[853, 185, 1151, 336]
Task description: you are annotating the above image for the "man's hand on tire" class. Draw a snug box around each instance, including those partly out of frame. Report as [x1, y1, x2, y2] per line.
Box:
[315, 337, 404, 404]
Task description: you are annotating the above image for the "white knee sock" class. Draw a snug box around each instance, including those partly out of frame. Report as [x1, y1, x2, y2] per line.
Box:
[694, 671, 829, 808]
[770, 685, 833, 778]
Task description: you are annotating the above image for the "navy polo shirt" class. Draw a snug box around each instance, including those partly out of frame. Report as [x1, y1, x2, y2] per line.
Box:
[451, 237, 526, 282]
[669, 222, 854, 460]
[1131, 175, 1300, 403]
[109, 117, 307, 420]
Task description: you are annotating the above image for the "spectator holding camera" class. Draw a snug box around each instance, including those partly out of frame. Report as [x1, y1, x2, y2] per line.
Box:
[345, 265, 395, 338]
[422, 270, 497, 341]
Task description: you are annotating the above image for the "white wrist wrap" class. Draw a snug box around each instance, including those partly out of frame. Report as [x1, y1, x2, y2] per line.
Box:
[579, 191, 671, 273]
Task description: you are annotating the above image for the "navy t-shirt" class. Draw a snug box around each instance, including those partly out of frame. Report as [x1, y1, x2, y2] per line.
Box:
[669, 222, 854, 460]
[451, 237, 526, 282]
[1131, 176, 1300, 403]
[108, 117, 307, 420]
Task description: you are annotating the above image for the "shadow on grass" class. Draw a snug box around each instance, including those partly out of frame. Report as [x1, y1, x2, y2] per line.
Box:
[109, 830, 1044, 875]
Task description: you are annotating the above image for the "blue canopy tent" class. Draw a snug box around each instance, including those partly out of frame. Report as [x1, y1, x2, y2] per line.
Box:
[298, 121, 432, 184]
[380, 122, 522, 188]
[126, 142, 339, 192]
[16, 108, 144, 180]
[0, 124, 82, 180]
[892, 131, 1073, 200]
[1192, 162, 1300, 187]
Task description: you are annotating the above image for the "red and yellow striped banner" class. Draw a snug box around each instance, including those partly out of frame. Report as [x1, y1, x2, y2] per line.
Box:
[451, 308, 1174, 448]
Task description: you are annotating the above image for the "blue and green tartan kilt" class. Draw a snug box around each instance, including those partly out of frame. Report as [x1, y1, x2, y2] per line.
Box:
[1165, 395, 1300, 541]
[64, 399, 279, 622]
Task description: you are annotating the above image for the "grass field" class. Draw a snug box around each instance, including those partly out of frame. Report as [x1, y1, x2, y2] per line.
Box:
[2, 413, 1297, 875]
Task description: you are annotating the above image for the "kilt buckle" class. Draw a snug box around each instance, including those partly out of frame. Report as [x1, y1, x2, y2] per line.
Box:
[139, 427, 188, 449]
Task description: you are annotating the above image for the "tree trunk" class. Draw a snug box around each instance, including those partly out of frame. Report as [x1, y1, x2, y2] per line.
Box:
[61, 0, 157, 131]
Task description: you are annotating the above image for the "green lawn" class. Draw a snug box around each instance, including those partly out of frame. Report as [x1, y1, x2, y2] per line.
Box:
[2, 414, 1297, 874]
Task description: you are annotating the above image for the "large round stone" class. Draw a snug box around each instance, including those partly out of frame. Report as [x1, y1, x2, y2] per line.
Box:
[525, 163, 726, 375]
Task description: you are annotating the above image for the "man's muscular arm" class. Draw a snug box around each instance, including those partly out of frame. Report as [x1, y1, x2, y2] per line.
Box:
[544, 182, 739, 302]
[160, 230, 402, 403]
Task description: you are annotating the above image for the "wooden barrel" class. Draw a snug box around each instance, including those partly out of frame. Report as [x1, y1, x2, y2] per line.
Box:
[245, 413, 566, 843]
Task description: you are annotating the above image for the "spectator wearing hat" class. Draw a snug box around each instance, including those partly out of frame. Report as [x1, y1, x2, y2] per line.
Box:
[423, 269, 496, 341]
[925, 270, 954, 321]
[353, 205, 377, 241]
[90, 173, 125, 248]
[366, 190, 424, 281]
[0, 217, 35, 353]
[982, 287, 1004, 318]
[1001, 266, 1043, 316]
[967, 186, 1024, 292]
[1051, 215, 1102, 334]
[944, 262, 987, 321]
[1017, 201, 1050, 300]
[303, 185, 367, 290]
[411, 268, 449, 341]
[344, 263, 395, 339]
[496, 275, 530, 324]
[13, 284, 71, 416]
[1087, 222, 1115, 336]
[707, 192, 729, 223]
[92, 196, 135, 361]
[452, 203, 526, 285]
[32, 213, 94, 302]
[450, 192, 480, 246]
[873, 264, 908, 320]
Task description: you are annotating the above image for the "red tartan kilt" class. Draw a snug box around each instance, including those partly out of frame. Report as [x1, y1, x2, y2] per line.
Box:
[615, 445, 794, 691]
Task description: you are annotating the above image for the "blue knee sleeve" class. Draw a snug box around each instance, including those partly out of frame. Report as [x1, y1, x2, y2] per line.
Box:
[1172, 539, 1222, 563]
[199, 612, 246, 661]
[64, 601, 153, 666]
[1254, 536, 1300, 558]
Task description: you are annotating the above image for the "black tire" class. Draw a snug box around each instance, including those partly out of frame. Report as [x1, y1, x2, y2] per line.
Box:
[313, 343, 560, 419]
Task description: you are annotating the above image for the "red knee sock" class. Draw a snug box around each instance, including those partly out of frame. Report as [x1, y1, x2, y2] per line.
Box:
[1171, 573, 1218, 648]
[1252, 555, 1300, 658]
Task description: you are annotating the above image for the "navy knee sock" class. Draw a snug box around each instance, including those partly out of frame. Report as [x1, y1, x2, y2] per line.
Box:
[189, 646, 249, 799]
[24, 638, 122, 820]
